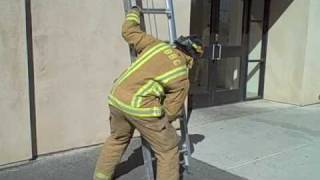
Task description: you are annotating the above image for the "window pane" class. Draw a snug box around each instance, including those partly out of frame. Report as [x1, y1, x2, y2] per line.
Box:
[249, 22, 263, 59]
[219, 0, 244, 46]
[216, 57, 241, 90]
[251, 0, 265, 21]
[189, 57, 209, 94]
[246, 62, 260, 98]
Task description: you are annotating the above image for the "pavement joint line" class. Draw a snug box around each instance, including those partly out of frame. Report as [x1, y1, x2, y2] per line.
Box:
[225, 142, 313, 170]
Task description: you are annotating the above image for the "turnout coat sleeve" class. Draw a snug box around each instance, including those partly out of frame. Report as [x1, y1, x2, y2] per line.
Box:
[121, 8, 157, 54]
[163, 74, 190, 121]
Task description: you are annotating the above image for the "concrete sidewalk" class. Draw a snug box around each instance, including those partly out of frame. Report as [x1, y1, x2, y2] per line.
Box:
[189, 100, 320, 180]
[0, 100, 319, 180]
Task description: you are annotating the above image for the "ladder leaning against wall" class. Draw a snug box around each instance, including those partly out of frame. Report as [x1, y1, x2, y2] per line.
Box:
[122, 0, 192, 179]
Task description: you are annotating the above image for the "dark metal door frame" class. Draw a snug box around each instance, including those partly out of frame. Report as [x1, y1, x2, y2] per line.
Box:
[189, 0, 270, 108]
[210, 0, 250, 105]
[25, 0, 38, 160]
[244, 0, 270, 100]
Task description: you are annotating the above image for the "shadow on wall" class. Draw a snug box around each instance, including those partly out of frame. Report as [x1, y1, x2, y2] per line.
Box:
[246, 0, 294, 83]
[244, 0, 295, 56]
[268, 0, 295, 29]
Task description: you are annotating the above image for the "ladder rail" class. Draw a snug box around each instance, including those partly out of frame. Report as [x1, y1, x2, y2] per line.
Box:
[165, 0, 177, 43]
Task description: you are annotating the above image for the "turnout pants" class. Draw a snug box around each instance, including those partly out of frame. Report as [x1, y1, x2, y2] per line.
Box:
[94, 106, 180, 180]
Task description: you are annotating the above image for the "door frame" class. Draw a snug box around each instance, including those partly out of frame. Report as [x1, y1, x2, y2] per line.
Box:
[245, 0, 271, 101]
[209, 0, 250, 105]
[189, 0, 271, 108]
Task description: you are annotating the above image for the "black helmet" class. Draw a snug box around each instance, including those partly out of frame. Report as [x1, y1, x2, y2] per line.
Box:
[174, 35, 204, 59]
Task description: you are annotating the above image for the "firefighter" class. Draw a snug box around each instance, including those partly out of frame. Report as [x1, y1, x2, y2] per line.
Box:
[94, 6, 203, 180]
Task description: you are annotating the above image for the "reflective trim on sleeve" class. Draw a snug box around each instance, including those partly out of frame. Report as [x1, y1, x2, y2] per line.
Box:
[126, 16, 140, 24]
[126, 13, 140, 23]
[127, 13, 139, 19]
[131, 80, 164, 108]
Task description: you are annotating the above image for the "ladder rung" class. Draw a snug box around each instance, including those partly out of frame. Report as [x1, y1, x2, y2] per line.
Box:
[179, 149, 188, 153]
[142, 8, 171, 14]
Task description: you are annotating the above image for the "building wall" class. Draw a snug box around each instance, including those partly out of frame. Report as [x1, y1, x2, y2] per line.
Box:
[31, 0, 190, 155]
[301, 0, 320, 105]
[0, 0, 32, 165]
[264, 0, 310, 105]
[265, 0, 320, 105]
[0, 0, 190, 165]
[31, 0, 126, 155]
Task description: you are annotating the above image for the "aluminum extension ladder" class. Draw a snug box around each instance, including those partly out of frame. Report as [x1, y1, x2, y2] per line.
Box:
[122, 0, 192, 179]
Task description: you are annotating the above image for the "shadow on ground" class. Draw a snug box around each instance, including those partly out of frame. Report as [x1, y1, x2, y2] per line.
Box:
[114, 135, 247, 180]
[0, 136, 247, 180]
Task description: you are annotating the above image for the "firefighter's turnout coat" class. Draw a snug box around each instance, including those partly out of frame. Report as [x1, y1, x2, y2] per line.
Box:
[108, 8, 192, 120]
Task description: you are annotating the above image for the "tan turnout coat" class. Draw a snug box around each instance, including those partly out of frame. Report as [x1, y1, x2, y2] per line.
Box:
[108, 9, 192, 120]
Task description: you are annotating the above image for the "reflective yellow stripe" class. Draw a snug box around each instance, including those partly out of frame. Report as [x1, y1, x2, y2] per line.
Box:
[126, 17, 140, 24]
[163, 69, 187, 84]
[135, 82, 161, 107]
[155, 66, 188, 84]
[131, 81, 164, 108]
[126, 12, 140, 23]
[111, 43, 168, 95]
[119, 44, 170, 84]
[108, 95, 162, 117]
[131, 80, 154, 107]
[153, 82, 164, 96]
[131, 67, 186, 109]
[115, 43, 170, 86]
[192, 43, 204, 54]
[95, 172, 111, 180]
[127, 13, 139, 19]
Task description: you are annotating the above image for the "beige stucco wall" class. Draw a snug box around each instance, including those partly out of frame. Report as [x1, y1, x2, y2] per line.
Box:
[31, 0, 190, 154]
[264, 0, 316, 105]
[0, 0, 32, 165]
[301, 0, 320, 105]
[31, 0, 128, 154]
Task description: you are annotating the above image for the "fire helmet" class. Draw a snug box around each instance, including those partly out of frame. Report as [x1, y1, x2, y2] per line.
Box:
[174, 35, 204, 59]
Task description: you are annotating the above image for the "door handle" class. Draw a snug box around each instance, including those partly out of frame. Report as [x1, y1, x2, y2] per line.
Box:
[212, 44, 222, 61]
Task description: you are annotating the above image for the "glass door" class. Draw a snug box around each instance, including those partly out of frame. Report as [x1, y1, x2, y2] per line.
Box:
[189, 0, 249, 107]
[210, 0, 249, 105]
